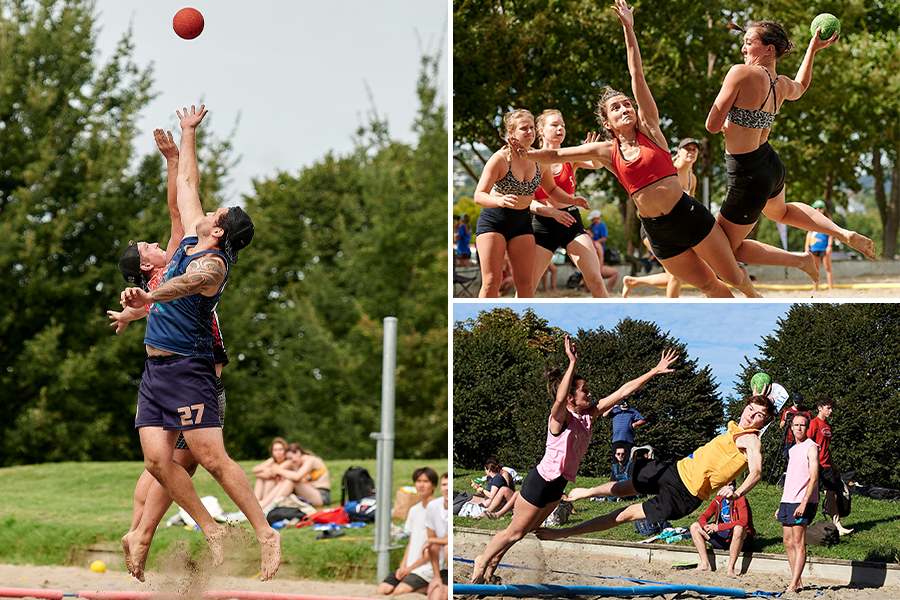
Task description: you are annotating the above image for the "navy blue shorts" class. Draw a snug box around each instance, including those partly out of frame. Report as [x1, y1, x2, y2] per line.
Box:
[533, 206, 587, 251]
[640, 193, 716, 260]
[476, 206, 533, 241]
[777, 502, 818, 526]
[136, 356, 221, 431]
[708, 530, 754, 551]
[720, 142, 786, 225]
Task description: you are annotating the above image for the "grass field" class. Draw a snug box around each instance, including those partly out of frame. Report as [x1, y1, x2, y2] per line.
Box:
[0, 458, 448, 582]
[454, 469, 900, 564]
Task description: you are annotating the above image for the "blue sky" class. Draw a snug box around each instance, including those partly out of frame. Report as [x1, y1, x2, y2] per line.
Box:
[453, 302, 795, 400]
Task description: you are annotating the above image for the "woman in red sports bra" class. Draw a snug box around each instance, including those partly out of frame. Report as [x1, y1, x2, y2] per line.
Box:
[473, 109, 589, 298]
[514, 0, 758, 298]
[707, 20, 875, 274]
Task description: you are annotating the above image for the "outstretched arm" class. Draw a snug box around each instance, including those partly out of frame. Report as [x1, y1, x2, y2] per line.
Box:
[549, 335, 578, 434]
[513, 138, 610, 167]
[613, 0, 663, 140]
[175, 104, 208, 237]
[154, 129, 184, 261]
[589, 349, 679, 417]
[120, 255, 226, 308]
[785, 30, 840, 101]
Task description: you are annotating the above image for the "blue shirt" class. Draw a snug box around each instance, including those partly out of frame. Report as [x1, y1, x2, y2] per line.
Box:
[456, 224, 471, 256]
[809, 231, 829, 252]
[610, 406, 644, 444]
[590, 222, 608, 250]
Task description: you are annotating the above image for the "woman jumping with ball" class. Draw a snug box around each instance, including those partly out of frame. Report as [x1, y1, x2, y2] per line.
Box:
[470, 334, 678, 584]
[513, 0, 759, 298]
[705, 19, 876, 273]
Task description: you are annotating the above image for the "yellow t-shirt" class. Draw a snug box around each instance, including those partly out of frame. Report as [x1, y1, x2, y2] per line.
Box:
[676, 421, 760, 501]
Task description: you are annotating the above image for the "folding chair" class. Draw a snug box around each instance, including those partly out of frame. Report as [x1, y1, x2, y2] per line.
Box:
[454, 264, 477, 297]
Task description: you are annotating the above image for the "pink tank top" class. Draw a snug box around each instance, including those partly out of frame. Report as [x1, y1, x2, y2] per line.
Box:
[536, 409, 592, 483]
[781, 437, 820, 504]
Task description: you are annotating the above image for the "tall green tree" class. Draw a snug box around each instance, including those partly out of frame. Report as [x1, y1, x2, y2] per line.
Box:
[727, 303, 900, 487]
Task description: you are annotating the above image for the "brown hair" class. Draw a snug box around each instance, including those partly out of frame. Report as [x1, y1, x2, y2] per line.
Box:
[791, 412, 811, 426]
[413, 467, 439, 486]
[286, 442, 314, 457]
[594, 86, 635, 140]
[269, 437, 288, 459]
[500, 108, 535, 144]
[546, 366, 584, 402]
[817, 396, 836, 409]
[483, 458, 501, 474]
[745, 394, 777, 427]
[536, 109, 563, 148]
[727, 20, 794, 59]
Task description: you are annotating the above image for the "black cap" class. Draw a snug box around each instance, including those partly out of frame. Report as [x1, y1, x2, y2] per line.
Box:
[222, 207, 254, 263]
[118, 241, 149, 291]
[678, 137, 700, 150]
[791, 392, 803, 405]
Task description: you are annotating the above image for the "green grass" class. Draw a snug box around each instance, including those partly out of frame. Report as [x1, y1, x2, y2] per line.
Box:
[0, 459, 449, 582]
[454, 470, 900, 564]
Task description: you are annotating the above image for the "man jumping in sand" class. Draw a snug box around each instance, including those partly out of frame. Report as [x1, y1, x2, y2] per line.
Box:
[535, 394, 776, 543]
[119, 105, 280, 582]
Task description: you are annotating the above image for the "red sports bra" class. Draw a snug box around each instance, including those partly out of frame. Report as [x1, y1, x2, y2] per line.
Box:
[610, 130, 677, 196]
[534, 162, 576, 199]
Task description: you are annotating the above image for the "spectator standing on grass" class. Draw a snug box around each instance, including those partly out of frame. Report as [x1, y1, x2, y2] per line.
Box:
[807, 397, 852, 535]
[603, 400, 645, 458]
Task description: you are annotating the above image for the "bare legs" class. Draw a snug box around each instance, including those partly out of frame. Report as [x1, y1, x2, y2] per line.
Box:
[477, 233, 535, 298]
[689, 522, 714, 572]
[569, 234, 609, 297]
[622, 271, 682, 298]
[783, 524, 808, 592]
[717, 214, 819, 284]
[824, 491, 853, 535]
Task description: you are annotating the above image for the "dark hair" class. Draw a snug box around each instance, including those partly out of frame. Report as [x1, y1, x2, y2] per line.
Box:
[440, 471, 449, 481]
[727, 20, 794, 59]
[791, 412, 811, 426]
[817, 396, 836, 409]
[546, 366, 584, 401]
[745, 394, 777, 427]
[594, 86, 636, 140]
[286, 442, 313, 456]
[413, 467, 439, 486]
[483, 458, 501, 473]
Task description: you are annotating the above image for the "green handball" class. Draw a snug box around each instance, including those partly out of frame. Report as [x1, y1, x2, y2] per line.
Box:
[750, 372, 771, 394]
[811, 13, 840, 39]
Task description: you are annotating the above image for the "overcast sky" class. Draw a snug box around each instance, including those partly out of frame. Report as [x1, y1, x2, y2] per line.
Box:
[453, 302, 795, 401]
[92, 1, 448, 203]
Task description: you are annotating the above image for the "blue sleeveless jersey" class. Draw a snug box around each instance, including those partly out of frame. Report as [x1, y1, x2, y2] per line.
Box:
[144, 237, 230, 357]
[809, 231, 829, 252]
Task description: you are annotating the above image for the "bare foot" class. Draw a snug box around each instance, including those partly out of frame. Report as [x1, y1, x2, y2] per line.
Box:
[695, 564, 712, 572]
[484, 511, 499, 520]
[484, 559, 499, 581]
[726, 569, 736, 576]
[534, 526, 565, 541]
[206, 525, 228, 568]
[122, 530, 151, 582]
[845, 232, 876, 260]
[838, 527, 854, 536]
[121, 533, 134, 577]
[798, 251, 820, 284]
[259, 528, 281, 581]
[622, 276, 636, 298]
[471, 555, 487, 584]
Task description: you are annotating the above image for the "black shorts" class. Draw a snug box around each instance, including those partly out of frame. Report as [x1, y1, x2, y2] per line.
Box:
[811, 250, 826, 257]
[819, 466, 842, 493]
[439, 568, 448, 585]
[720, 142, 786, 225]
[632, 459, 702, 523]
[640, 193, 716, 260]
[777, 502, 818, 525]
[382, 572, 428, 590]
[476, 206, 533, 241]
[317, 487, 332, 505]
[519, 467, 568, 508]
[174, 376, 226, 450]
[533, 206, 587, 251]
[708, 530, 754, 551]
[136, 356, 221, 431]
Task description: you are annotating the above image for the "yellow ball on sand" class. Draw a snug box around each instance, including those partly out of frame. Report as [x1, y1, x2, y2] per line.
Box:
[90, 560, 106, 573]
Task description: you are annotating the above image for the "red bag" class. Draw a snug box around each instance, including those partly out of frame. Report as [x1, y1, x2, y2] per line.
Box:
[297, 507, 350, 527]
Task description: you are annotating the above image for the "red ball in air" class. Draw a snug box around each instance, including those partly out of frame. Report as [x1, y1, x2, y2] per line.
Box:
[173, 7, 204, 40]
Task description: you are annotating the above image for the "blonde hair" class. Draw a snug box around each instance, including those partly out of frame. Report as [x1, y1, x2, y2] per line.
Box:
[536, 109, 563, 148]
[500, 108, 535, 144]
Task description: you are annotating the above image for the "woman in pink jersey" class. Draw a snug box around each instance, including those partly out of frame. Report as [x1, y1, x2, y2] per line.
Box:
[512, 0, 758, 299]
[528, 110, 609, 298]
[470, 335, 678, 584]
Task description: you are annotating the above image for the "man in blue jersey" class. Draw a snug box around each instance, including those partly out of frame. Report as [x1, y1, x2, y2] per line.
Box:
[119, 105, 280, 583]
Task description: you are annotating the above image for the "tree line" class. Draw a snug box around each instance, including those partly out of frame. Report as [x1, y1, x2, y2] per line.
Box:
[0, 0, 448, 465]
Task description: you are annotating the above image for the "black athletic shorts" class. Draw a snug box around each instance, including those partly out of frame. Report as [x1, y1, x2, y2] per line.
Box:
[519, 467, 568, 508]
[640, 193, 716, 260]
[811, 250, 826, 257]
[632, 459, 702, 523]
[382, 572, 428, 591]
[476, 206, 533, 241]
[533, 206, 587, 251]
[720, 142, 786, 226]
[819, 466, 842, 493]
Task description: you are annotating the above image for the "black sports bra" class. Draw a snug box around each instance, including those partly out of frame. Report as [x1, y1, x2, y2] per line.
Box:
[727, 67, 780, 130]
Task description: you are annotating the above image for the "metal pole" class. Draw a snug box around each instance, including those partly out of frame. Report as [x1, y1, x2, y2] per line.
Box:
[372, 317, 397, 582]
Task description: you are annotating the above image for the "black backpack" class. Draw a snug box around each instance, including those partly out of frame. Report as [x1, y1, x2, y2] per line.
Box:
[806, 521, 839, 546]
[341, 467, 375, 505]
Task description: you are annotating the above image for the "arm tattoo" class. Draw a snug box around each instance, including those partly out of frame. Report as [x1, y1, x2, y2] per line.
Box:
[150, 256, 226, 303]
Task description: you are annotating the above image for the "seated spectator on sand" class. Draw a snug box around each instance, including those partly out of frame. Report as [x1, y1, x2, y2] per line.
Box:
[252, 437, 293, 503]
[425, 472, 449, 600]
[689, 481, 755, 576]
[471, 458, 516, 518]
[257, 443, 332, 509]
[377, 467, 438, 596]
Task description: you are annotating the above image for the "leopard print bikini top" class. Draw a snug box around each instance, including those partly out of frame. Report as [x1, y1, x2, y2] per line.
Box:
[492, 150, 541, 196]
[726, 67, 780, 130]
